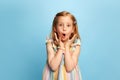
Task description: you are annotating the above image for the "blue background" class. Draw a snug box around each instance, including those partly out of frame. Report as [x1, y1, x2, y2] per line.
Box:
[0, 0, 120, 80]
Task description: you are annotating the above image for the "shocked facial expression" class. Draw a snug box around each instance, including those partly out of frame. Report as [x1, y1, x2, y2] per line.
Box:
[55, 16, 74, 42]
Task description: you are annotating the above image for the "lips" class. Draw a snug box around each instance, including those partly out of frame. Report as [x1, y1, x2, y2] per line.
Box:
[61, 33, 70, 41]
[61, 33, 66, 40]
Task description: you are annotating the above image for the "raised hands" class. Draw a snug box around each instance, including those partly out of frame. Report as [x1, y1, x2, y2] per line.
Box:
[54, 33, 64, 49]
[46, 33, 77, 52]
[54, 33, 77, 48]
[65, 34, 77, 48]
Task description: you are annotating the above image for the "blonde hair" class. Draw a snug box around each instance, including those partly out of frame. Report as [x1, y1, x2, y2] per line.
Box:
[50, 11, 81, 46]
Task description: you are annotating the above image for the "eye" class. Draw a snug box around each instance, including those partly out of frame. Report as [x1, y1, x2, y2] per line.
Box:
[67, 24, 71, 27]
[60, 24, 62, 26]
[58, 24, 62, 27]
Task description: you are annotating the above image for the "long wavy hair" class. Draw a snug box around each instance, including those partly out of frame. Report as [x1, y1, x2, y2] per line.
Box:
[50, 11, 81, 46]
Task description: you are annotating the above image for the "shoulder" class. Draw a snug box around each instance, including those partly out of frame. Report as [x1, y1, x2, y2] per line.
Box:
[70, 38, 81, 51]
[45, 38, 57, 52]
[72, 38, 81, 47]
[45, 38, 53, 45]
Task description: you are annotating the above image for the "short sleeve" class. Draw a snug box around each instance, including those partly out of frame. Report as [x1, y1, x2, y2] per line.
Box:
[45, 37, 53, 44]
[45, 38, 57, 52]
[45, 39, 53, 44]
[72, 39, 81, 47]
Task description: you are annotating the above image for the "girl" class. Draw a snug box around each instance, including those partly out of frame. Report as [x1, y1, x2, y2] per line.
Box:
[42, 11, 82, 80]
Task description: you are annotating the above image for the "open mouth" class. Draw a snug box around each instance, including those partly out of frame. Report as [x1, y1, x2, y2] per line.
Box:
[61, 33, 69, 41]
[61, 33, 66, 40]
[62, 33, 65, 36]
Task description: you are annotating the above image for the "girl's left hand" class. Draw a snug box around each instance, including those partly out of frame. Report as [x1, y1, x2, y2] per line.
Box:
[65, 34, 77, 48]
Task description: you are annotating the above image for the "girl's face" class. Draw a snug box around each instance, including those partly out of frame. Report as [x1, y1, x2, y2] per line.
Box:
[55, 16, 74, 42]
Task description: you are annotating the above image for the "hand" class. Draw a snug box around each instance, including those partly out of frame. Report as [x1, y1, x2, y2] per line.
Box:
[54, 33, 64, 48]
[65, 34, 77, 48]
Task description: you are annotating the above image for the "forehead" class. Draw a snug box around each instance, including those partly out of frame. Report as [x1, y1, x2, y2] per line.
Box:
[57, 16, 73, 23]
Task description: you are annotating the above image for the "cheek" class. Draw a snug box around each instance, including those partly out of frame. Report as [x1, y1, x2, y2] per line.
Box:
[68, 28, 73, 34]
[56, 28, 62, 36]
[67, 30, 73, 37]
[56, 28, 62, 33]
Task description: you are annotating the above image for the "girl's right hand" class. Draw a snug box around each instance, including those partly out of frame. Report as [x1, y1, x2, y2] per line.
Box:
[54, 33, 64, 48]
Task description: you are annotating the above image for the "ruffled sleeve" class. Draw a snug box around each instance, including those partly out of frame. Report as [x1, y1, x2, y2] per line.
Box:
[45, 38, 53, 44]
[72, 39, 81, 47]
[45, 38, 57, 52]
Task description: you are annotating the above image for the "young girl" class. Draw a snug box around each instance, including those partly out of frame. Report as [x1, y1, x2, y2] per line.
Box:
[42, 11, 82, 80]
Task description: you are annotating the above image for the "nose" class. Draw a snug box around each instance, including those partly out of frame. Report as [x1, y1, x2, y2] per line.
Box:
[63, 26, 66, 31]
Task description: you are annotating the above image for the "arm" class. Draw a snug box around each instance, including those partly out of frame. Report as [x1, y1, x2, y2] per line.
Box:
[64, 45, 80, 72]
[46, 42, 64, 72]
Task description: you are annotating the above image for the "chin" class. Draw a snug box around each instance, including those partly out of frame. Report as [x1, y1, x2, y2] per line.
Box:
[62, 38, 68, 42]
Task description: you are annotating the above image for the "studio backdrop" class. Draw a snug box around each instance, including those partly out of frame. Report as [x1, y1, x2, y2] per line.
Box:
[0, 0, 120, 80]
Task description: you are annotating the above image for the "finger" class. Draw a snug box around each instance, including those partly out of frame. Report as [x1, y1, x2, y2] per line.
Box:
[54, 33, 59, 42]
[59, 36, 62, 42]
